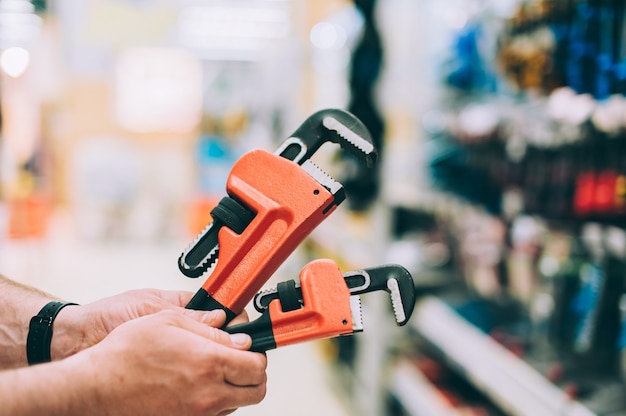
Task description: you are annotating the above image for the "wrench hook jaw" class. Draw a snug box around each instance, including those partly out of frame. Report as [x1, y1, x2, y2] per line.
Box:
[276, 109, 378, 167]
[345, 265, 416, 327]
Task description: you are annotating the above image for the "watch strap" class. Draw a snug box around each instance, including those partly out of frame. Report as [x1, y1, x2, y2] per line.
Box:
[27, 301, 78, 365]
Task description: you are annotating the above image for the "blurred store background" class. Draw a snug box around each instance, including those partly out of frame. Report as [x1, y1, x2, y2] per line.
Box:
[2, 0, 626, 415]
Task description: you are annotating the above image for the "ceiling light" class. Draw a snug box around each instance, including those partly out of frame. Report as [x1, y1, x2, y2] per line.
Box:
[0, 46, 30, 77]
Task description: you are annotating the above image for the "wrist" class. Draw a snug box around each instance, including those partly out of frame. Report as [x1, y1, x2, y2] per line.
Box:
[27, 301, 83, 363]
[49, 304, 84, 361]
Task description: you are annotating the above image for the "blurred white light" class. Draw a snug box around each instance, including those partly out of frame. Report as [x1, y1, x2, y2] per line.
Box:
[0, 46, 30, 77]
[114, 48, 203, 133]
[310, 22, 346, 50]
[539, 256, 560, 277]
[177, 3, 291, 60]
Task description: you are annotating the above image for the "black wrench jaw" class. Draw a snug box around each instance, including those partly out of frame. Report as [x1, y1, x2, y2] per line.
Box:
[276, 109, 378, 168]
[344, 265, 416, 326]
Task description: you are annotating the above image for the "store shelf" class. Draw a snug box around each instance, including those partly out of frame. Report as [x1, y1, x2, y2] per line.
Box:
[390, 359, 465, 416]
[409, 296, 596, 416]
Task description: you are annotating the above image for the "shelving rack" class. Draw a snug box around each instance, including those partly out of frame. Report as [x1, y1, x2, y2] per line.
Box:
[313, 1, 626, 415]
[402, 296, 596, 416]
[390, 358, 466, 416]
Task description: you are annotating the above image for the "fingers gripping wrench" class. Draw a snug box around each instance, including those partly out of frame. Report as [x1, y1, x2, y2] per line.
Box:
[180, 109, 377, 323]
[225, 259, 416, 352]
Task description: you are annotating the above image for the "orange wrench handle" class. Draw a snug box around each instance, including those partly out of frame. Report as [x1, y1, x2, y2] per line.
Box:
[188, 150, 338, 319]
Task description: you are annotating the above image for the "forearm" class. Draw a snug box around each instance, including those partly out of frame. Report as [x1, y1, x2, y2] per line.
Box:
[0, 275, 81, 369]
[0, 310, 267, 416]
[0, 275, 58, 368]
[0, 353, 102, 416]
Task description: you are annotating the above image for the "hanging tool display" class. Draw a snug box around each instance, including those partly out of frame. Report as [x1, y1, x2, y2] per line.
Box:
[179, 109, 378, 323]
[224, 259, 416, 352]
[344, 0, 385, 211]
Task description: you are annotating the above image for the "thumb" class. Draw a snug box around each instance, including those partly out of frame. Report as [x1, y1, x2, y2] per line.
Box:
[200, 323, 252, 350]
[178, 309, 253, 350]
[226, 332, 253, 350]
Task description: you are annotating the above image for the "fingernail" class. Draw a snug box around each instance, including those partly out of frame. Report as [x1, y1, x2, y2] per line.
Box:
[229, 333, 251, 347]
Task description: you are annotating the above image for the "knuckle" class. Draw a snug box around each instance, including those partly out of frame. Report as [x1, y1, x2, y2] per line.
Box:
[254, 383, 268, 403]
[253, 365, 268, 385]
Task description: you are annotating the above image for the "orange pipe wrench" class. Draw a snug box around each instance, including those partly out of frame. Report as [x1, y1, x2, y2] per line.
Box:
[180, 109, 377, 322]
[225, 259, 416, 352]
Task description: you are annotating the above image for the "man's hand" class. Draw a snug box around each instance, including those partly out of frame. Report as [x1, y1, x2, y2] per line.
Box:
[84, 309, 268, 416]
[1, 309, 268, 416]
[51, 289, 249, 360]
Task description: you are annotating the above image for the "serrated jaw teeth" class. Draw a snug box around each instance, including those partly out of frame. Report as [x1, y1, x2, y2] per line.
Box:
[350, 295, 364, 332]
[179, 223, 219, 275]
[180, 244, 218, 275]
[254, 287, 279, 311]
[387, 278, 407, 325]
[301, 160, 343, 197]
[322, 116, 376, 166]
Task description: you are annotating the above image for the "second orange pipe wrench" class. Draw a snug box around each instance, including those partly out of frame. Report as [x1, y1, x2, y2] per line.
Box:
[180, 109, 377, 323]
[225, 259, 416, 352]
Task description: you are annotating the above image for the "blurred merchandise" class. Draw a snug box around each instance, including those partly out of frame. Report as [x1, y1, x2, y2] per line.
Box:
[343, 0, 384, 212]
[7, 192, 51, 238]
[312, 1, 626, 415]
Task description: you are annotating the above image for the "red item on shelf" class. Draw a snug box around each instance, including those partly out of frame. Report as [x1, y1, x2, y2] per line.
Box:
[593, 171, 618, 214]
[573, 172, 596, 216]
[7, 194, 51, 239]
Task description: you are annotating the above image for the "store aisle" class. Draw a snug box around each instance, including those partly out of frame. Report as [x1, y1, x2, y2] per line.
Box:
[0, 215, 349, 416]
[236, 342, 348, 416]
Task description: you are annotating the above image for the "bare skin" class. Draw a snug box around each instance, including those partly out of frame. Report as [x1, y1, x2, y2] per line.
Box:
[0, 275, 268, 416]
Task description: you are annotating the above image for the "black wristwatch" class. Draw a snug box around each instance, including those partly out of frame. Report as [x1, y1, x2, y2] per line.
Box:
[26, 301, 78, 365]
